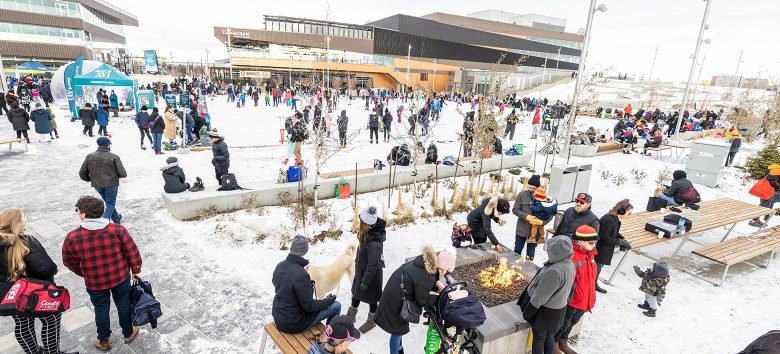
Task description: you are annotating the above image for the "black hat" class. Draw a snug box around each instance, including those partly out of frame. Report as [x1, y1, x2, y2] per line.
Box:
[575, 193, 592, 204]
[326, 315, 360, 342]
[528, 175, 541, 188]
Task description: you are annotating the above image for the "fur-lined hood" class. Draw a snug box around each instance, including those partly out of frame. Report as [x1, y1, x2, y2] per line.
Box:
[484, 196, 499, 216]
[420, 246, 437, 275]
[0, 231, 16, 246]
[160, 162, 178, 171]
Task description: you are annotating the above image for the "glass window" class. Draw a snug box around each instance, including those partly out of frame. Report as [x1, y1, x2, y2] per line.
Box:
[29, 0, 43, 13]
[34, 25, 48, 35]
[48, 27, 61, 36]
[304, 24, 311, 33]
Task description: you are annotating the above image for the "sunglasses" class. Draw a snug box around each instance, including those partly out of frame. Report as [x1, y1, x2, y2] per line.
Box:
[575, 201, 588, 205]
[325, 325, 358, 343]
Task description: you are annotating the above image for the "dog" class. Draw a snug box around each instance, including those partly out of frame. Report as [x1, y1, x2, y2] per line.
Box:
[308, 243, 357, 299]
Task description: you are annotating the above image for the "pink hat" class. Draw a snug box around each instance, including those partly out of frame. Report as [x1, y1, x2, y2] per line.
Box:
[437, 251, 456, 272]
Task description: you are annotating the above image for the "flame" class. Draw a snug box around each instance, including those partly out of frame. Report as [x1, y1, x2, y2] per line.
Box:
[478, 258, 525, 288]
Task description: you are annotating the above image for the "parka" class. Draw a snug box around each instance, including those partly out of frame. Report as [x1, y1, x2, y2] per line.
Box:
[163, 110, 179, 140]
[161, 162, 189, 193]
[7, 105, 30, 131]
[272, 254, 335, 334]
[518, 236, 575, 333]
[79, 105, 96, 126]
[351, 218, 386, 304]
[30, 107, 51, 134]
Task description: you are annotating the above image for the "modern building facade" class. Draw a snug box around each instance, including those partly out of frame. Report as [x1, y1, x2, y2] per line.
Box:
[0, 0, 137, 66]
[214, 11, 584, 93]
[467, 10, 568, 32]
[710, 75, 768, 89]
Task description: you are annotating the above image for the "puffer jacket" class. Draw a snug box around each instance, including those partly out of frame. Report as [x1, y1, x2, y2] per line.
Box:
[78, 146, 127, 188]
[664, 171, 696, 204]
[272, 254, 334, 334]
[7, 106, 30, 131]
[211, 138, 230, 167]
[163, 111, 179, 139]
[96, 109, 109, 126]
[519, 236, 575, 333]
[79, 106, 96, 126]
[351, 218, 386, 304]
[161, 163, 188, 193]
[512, 189, 535, 238]
[0, 233, 58, 316]
[568, 241, 598, 312]
[637, 263, 670, 301]
[553, 206, 600, 238]
[30, 107, 51, 134]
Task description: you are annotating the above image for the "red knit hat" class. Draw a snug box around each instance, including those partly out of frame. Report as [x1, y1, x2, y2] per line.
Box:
[574, 225, 599, 241]
[534, 186, 548, 200]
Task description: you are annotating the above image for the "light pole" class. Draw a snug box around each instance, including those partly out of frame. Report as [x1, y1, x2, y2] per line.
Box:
[556, 47, 561, 71]
[226, 27, 234, 82]
[0, 54, 6, 92]
[691, 54, 707, 105]
[562, 1, 608, 154]
[673, 0, 713, 137]
[407, 44, 411, 94]
[648, 46, 658, 82]
[732, 49, 744, 88]
[289, 54, 292, 88]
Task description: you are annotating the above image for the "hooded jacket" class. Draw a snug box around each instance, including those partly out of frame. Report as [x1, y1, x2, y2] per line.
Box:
[271, 254, 335, 334]
[79, 146, 128, 188]
[375, 246, 438, 336]
[467, 197, 503, 246]
[163, 110, 179, 139]
[337, 112, 348, 132]
[553, 206, 600, 238]
[568, 241, 598, 312]
[161, 162, 188, 193]
[637, 263, 670, 300]
[664, 171, 695, 204]
[0, 233, 57, 316]
[351, 218, 386, 304]
[7, 106, 30, 131]
[211, 138, 230, 167]
[96, 108, 109, 126]
[79, 106, 96, 126]
[30, 107, 51, 134]
[519, 236, 575, 332]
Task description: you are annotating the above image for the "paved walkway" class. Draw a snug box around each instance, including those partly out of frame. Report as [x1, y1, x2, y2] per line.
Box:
[0, 136, 272, 353]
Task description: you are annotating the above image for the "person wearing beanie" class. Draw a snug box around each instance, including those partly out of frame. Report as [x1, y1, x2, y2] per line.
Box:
[467, 196, 510, 252]
[749, 166, 780, 227]
[307, 315, 360, 354]
[376, 246, 447, 354]
[594, 200, 633, 294]
[337, 110, 349, 148]
[79, 137, 127, 224]
[368, 107, 380, 144]
[209, 129, 231, 184]
[725, 129, 742, 167]
[553, 225, 599, 353]
[553, 193, 600, 239]
[95, 104, 110, 137]
[161, 156, 195, 193]
[451, 217, 473, 248]
[272, 235, 341, 334]
[382, 107, 393, 143]
[656, 170, 699, 207]
[149, 106, 166, 154]
[513, 175, 548, 261]
[29, 102, 52, 142]
[79, 102, 97, 137]
[135, 105, 153, 150]
[348, 206, 386, 333]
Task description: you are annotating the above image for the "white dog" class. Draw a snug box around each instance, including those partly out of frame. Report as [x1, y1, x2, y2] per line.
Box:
[308, 243, 357, 299]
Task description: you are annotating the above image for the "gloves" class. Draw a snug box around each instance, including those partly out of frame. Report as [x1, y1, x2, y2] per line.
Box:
[618, 239, 632, 251]
[359, 283, 368, 291]
[633, 265, 643, 277]
[525, 215, 543, 226]
[325, 294, 337, 304]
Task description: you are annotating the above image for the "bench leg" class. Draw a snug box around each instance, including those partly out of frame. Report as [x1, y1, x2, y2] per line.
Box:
[258, 331, 267, 354]
[606, 251, 630, 285]
[720, 223, 737, 242]
[718, 264, 730, 287]
[764, 250, 775, 269]
[672, 235, 690, 257]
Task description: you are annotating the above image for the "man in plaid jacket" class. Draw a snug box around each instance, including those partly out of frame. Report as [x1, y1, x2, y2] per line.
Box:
[62, 196, 143, 352]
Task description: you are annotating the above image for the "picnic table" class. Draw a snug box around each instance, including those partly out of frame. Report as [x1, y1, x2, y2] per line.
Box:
[605, 198, 773, 284]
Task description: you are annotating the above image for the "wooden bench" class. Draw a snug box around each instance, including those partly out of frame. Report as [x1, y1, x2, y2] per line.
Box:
[260, 322, 353, 354]
[644, 145, 672, 159]
[0, 138, 28, 152]
[596, 141, 623, 154]
[687, 226, 780, 286]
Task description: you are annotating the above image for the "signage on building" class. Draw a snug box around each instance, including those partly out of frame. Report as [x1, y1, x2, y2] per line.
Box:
[222, 28, 251, 38]
[239, 71, 271, 79]
[144, 50, 159, 74]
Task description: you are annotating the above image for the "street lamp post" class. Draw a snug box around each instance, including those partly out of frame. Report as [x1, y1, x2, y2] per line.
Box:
[562, 1, 607, 154]
[0, 54, 6, 92]
[673, 0, 713, 136]
[226, 27, 234, 82]
[407, 45, 411, 95]
[648, 46, 659, 82]
[691, 54, 707, 105]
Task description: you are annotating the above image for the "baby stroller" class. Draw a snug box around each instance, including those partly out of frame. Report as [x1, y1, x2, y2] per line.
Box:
[423, 281, 485, 354]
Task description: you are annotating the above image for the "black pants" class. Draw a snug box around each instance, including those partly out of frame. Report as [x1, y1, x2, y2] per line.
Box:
[139, 127, 153, 145]
[82, 125, 94, 136]
[555, 306, 585, 341]
[0, 103, 7, 115]
[98, 125, 108, 136]
[383, 125, 391, 140]
[12, 314, 62, 354]
[351, 298, 378, 313]
[726, 151, 737, 166]
[15, 130, 29, 141]
[214, 163, 229, 184]
[369, 127, 379, 142]
[339, 130, 347, 146]
[531, 327, 556, 354]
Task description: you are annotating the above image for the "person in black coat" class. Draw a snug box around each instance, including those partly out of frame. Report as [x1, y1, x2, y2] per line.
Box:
[467, 196, 510, 252]
[337, 110, 348, 148]
[7, 103, 30, 143]
[594, 200, 633, 294]
[382, 108, 393, 143]
[272, 235, 341, 334]
[553, 193, 600, 237]
[161, 157, 191, 193]
[149, 108, 166, 155]
[79, 103, 97, 137]
[347, 206, 386, 334]
[375, 247, 454, 354]
[0, 209, 71, 354]
[368, 109, 380, 144]
[0, 89, 7, 115]
[655, 170, 697, 206]
[209, 130, 230, 184]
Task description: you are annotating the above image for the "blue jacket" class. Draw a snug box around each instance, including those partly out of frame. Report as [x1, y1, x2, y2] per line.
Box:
[135, 111, 150, 127]
[30, 108, 52, 134]
[109, 93, 118, 108]
[530, 198, 558, 223]
[96, 109, 109, 126]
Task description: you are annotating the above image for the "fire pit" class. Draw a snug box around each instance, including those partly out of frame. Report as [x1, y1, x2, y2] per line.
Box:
[450, 258, 529, 308]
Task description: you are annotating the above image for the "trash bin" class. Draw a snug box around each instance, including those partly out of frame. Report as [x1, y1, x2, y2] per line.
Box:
[549, 163, 592, 204]
[574, 164, 592, 198]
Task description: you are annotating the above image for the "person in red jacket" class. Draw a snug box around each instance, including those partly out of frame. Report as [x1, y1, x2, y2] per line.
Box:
[624, 103, 633, 119]
[62, 196, 143, 352]
[554, 225, 599, 354]
[531, 108, 541, 139]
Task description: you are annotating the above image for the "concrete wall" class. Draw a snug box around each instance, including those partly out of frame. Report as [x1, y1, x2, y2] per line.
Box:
[161, 154, 531, 220]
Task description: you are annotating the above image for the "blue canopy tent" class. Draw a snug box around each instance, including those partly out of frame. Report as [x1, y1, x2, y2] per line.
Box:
[11, 61, 55, 73]
[72, 63, 139, 114]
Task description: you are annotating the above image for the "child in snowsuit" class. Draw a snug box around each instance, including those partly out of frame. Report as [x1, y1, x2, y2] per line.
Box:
[47, 107, 59, 139]
[634, 262, 670, 318]
[451, 218, 474, 248]
[525, 186, 558, 260]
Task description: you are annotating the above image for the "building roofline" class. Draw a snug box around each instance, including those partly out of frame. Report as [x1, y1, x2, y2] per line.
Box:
[422, 12, 582, 41]
[75, 0, 138, 26]
[263, 15, 373, 31]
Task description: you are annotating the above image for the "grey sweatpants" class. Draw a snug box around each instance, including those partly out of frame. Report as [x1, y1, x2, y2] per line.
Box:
[645, 293, 659, 310]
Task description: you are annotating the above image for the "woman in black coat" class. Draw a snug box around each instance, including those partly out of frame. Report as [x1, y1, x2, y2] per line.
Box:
[594, 199, 633, 293]
[78, 103, 96, 137]
[347, 206, 386, 334]
[0, 209, 69, 354]
[466, 196, 510, 252]
[375, 247, 453, 354]
[161, 157, 190, 193]
[7, 104, 30, 143]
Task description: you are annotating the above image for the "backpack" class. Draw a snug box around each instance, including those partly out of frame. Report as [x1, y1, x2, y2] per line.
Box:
[0, 278, 70, 317]
[438, 283, 486, 329]
[494, 137, 502, 154]
[130, 279, 162, 328]
[679, 185, 700, 204]
[217, 173, 241, 191]
[426, 144, 438, 164]
[442, 156, 455, 166]
[277, 168, 288, 184]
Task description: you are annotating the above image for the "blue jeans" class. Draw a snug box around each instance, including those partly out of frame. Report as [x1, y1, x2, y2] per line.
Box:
[514, 235, 537, 258]
[390, 334, 403, 354]
[655, 193, 677, 206]
[95, 187, 119, 222]
[306, 301, 341, 329]
[153, 133, 163, 153]
[86, 277, 133, 340]
[186, 121, 194, 141]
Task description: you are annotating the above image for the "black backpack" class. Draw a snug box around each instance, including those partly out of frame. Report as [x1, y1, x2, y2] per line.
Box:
[494, 137, 503, 154]
[217, 173, 242, 191]
[426, 143, 438, 164]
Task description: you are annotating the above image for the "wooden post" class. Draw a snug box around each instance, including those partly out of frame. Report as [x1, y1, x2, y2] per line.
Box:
[353, 163, 358, 207]
[387, 162, 393, 209]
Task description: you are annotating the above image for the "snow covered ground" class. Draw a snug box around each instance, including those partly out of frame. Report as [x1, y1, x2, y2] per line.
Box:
[0, 94, 778, 354]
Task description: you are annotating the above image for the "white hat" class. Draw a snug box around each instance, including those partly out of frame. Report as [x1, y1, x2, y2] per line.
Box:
[455, 216, 468, 227]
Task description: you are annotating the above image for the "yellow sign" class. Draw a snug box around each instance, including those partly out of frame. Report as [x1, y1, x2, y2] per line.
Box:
[239, 71, 271, 79]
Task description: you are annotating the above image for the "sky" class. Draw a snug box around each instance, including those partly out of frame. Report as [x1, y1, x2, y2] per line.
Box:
[110, 0, 780, 83]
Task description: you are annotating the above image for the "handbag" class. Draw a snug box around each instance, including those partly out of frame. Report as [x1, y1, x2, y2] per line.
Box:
[334, 178, 350, 199]
[646, 196, 666, 212]
[399, 263, 421, 324]
[749, 178, 775, 200]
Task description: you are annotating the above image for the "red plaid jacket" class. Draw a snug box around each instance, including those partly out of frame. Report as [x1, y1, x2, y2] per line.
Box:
[62, 223, 142, 290]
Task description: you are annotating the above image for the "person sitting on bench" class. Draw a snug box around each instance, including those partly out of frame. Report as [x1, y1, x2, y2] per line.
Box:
[655, 170, 695, 206]
[642, 130, 664, 155]
[161, 157, 203, 193]
[387, 144, 411, 166]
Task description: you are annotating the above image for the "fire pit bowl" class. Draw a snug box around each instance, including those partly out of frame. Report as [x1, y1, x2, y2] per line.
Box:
[449, 258, 530, 308]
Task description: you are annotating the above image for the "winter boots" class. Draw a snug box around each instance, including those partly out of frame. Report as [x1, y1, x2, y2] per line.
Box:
[557, 339, 578, 354]
[595, 283, 608, 294]
[638, 301, 651, 310]
[189, 177, 205, 192]
[94, 338, 111, 351]
[346, 306, 358, 323]
[141, 144, 147, 150]
[643, 309, 657, 317]
[358, 312, 376, 333]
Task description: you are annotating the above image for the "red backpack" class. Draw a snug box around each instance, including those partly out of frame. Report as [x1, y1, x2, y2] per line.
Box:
[0, 278, 70, 316]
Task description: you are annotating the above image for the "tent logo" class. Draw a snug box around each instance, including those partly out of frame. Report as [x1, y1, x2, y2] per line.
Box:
[94, 70, 111, 78]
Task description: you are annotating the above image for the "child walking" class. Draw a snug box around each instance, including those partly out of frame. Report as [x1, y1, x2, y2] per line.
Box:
[634, 262, 670, 318]
[47, 107, 59, 139]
